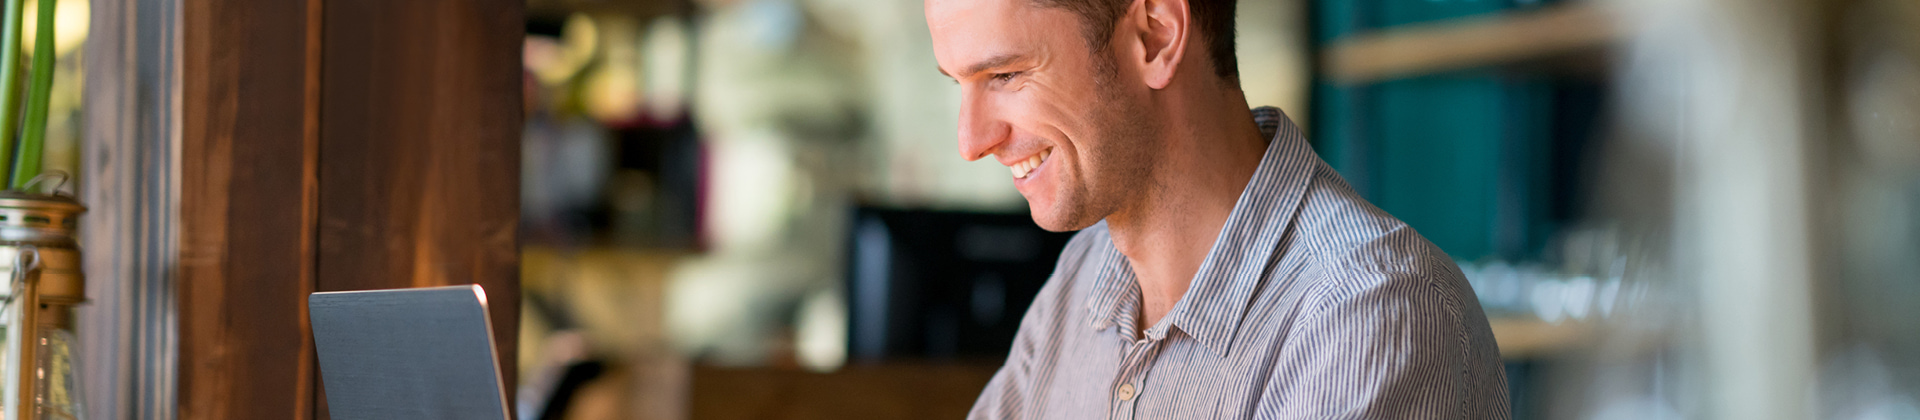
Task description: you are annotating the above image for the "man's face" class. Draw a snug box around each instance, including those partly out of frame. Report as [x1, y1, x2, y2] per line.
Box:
[927, 0, 1158, 232]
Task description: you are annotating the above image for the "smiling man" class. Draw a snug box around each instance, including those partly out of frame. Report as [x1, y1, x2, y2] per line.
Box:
[926, 0, 1510, 418]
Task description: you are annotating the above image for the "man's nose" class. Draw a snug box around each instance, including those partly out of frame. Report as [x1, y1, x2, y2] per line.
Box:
[957, 91, 1008, 162]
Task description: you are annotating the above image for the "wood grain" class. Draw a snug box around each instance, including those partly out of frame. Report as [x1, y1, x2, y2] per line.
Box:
[315, 0, 524, 417]
[179, 0, 320, 419]
[79, 0, 185, 418]
[179, 0, 523, 418]
[691, 364, 1000, 420]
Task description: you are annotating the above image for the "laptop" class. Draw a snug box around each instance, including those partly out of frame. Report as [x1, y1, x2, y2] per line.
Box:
[310, 285, 512, 420]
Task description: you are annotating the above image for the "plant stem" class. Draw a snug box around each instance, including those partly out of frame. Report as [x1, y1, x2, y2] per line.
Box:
[0, 0, 25, 186]
[10, 0, 52, 189]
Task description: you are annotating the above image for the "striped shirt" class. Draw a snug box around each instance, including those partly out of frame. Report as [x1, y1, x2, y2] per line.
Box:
[969, 107, 1510, 419]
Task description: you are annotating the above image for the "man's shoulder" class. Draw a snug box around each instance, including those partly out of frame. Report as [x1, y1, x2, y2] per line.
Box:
[1293, 168, 1435, 266]
[1286, 165, 1463, 293]
[1273, 169, 1497, 369]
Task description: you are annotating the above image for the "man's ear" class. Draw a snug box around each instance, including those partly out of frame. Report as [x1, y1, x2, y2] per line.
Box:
[1118, 0, 1190, 90]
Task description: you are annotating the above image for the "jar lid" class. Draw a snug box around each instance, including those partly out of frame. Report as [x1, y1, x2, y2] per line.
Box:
[0, 191, 85, 214]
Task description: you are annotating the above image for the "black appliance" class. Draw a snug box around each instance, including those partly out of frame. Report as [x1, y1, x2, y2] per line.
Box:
[845, 208, 1077, 361]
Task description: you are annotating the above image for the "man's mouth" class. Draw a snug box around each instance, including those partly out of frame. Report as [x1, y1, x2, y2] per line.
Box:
[1009, 148, 1053, 180]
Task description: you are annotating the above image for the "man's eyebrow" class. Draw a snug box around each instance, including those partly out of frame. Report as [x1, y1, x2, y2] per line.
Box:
[939, 53, 1024, 80]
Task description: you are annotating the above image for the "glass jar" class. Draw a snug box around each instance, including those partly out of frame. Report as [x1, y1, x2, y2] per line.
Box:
[0, 191, 86, 420]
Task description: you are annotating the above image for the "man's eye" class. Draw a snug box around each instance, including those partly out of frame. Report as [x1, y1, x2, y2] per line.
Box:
[991, 72, 1021, 84]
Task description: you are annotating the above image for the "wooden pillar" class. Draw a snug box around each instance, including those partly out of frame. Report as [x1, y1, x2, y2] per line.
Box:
[179, 0, 322, 418]
[81, 0, 184, 418]
[178, 0, 522, 418]
[313, 0, 524, 415]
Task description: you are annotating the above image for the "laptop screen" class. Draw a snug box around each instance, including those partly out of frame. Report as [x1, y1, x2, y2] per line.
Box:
[310, 285, 511, 420]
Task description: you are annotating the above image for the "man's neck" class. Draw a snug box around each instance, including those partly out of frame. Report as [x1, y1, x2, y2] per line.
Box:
[1106, 89, 1269, 332]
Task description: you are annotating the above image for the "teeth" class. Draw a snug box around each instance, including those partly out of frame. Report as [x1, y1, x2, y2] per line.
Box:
[1008, 148, 1052, 179]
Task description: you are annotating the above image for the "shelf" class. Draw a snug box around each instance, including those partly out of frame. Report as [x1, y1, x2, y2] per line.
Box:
[1321, 2, 1618, 84]
[692, 363, 1000, 419]
[1489, 316, 1592, 359]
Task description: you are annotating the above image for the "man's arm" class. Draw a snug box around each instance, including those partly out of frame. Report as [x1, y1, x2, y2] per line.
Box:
[969, 226, 1110, 419]
[969, 360, 1028, 419]
[968, 242, 1090, 419]
[968, 278, 1058, 420]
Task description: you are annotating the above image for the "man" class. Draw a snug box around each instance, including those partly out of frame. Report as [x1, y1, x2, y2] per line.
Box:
[926, 0, 1510, 417]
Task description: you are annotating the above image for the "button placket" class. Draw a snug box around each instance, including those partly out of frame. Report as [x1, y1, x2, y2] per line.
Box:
[1109, 338, 1163, 420]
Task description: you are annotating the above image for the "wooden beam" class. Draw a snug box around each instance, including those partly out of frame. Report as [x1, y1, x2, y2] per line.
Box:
[180, 0, 522, 418]
[314, 1, 524, 417]
[179, 0, 322, 418]
[79, 0, 185, 418]
[1321, 2, 1617, 84]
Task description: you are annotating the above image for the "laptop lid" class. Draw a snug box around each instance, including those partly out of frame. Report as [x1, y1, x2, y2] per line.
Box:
[310, 285, 511, 420]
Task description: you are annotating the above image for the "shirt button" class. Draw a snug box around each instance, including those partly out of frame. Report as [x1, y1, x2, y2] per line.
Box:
[1117, 383, 1137, 401]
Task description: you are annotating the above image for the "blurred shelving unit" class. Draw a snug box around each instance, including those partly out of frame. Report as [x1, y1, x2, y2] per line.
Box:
[1310, 1, 1621, 265]
[1489, 317, 1592, 359]
[1320, 2, 1617, 84]
[1308, 3, 1626, 417]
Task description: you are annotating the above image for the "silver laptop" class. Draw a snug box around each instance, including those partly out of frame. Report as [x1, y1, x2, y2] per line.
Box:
[310, 285, 511, 420]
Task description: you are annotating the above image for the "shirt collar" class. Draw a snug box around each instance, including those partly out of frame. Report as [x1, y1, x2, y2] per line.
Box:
[1084, 236, 1139, 339]
[1085, 106, 1317, 357]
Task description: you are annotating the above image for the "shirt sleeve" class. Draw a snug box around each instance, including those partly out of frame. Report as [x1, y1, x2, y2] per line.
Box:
[968, 290, 1049, 420]
[972, 228, 1110, 419]
[968, 362, 1026, 419]
[1253, 271, 1496, 419]
[967, 272, 1060, 420]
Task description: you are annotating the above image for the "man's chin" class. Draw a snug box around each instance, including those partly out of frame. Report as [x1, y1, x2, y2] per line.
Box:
[1027, 205, 1098, 233]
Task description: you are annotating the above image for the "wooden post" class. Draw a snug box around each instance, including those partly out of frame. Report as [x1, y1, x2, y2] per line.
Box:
[313, 0, 524, 417]
[178, 0, 522, 418]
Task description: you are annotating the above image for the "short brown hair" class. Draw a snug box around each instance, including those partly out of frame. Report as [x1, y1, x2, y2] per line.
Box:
[1030, 0, 1238, 82]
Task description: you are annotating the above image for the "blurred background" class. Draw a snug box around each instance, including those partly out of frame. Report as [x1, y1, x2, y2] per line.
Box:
[458, 0, 1915, 418]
